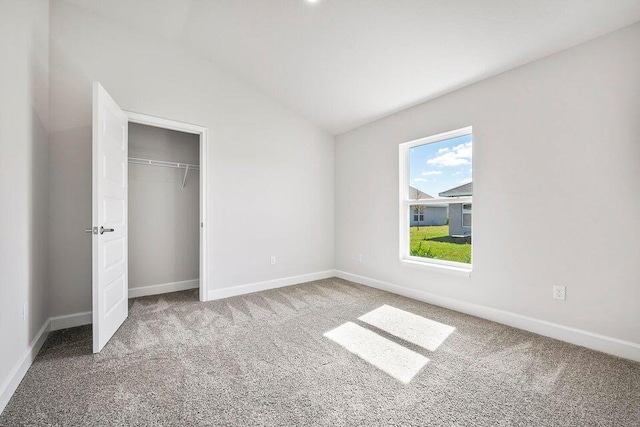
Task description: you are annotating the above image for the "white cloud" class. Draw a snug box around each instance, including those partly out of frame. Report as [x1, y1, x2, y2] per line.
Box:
[427, 142, 472, 167]
[421, 171, 442, 176]
[413, 178, 427, 182]
[437, 147, 450, 154]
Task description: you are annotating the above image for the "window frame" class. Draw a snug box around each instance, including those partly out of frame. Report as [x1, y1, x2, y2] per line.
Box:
[399, 126, 473, 273]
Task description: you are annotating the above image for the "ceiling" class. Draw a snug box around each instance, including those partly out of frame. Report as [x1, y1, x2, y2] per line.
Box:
[66, 0, 640, 134]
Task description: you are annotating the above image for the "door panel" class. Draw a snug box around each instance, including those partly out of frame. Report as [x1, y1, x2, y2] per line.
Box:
[92, 82, 128, 353]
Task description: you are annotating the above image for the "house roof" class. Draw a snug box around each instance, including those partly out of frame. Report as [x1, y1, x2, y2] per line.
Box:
[409, 186, 434, 200]
[409, 186, 448, 208]
[439, 182, 473, 197]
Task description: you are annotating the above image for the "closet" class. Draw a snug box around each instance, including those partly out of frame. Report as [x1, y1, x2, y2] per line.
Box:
[127, 123, 200, 298]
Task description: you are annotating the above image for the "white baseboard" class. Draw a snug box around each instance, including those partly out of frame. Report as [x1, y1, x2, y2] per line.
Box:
[49, 311, 92, 331]
[44, 271, 334, 334]
[335, 270, 640, 362]
[0, 319, 50, 415]
[207, 270, 335, 301]
[46, 280, 201, 332]
[128, 279, 199, 299]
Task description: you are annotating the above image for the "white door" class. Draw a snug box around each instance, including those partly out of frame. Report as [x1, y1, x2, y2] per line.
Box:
[92, 82, 128, 353]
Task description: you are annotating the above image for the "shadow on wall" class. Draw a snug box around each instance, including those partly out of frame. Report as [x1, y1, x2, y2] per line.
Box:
[28, 1, 50, 344]
[48, 125, 92, 317]
[47, 33, 99, 317]
[28, 108, 49, 343]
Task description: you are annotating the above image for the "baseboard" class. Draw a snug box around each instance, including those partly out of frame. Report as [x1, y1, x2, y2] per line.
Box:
[334, 270, 640, 362]
[207, 270, 335, 301]
[41, 271, 333, 333]
[128, 279, 199, 299]
[50, 311, 92, 331]
[0, 319, 50, 415]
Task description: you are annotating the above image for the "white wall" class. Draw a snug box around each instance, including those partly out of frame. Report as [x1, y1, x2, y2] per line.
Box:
[48, 0, 334, 316]
[335, 23, 640, 345]
[0, 0, 49, 409]
[128, 123, 199, 290]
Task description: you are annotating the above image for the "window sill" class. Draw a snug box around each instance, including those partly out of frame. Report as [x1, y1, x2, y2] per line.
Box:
[400, 258, 472, 277]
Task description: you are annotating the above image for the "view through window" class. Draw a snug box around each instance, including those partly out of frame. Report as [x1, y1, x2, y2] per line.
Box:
[401, 128, 472, 267]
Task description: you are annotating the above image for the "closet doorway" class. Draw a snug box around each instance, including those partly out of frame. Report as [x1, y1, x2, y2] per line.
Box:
[126, 112, 208, 303]
[127, 122, 200, 300]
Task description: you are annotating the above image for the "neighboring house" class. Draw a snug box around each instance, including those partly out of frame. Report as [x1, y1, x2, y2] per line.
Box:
[409, 186, 448, 226]
[439, 182, 472, 237]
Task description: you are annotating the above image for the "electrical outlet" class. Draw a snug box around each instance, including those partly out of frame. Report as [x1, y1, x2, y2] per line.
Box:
[357, 254, 363, 263]
[270, 256, 277, 265]
[553, 285, 566, 301]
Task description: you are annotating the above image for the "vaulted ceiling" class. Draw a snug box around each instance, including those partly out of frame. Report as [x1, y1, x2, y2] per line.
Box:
[65, 0, 640, 134]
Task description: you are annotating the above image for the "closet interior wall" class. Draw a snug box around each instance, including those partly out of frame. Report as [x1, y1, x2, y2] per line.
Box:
[128, 123, 200, 295]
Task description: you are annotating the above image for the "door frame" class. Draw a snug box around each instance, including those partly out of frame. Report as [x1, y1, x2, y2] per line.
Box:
[125, 111, 209, 302]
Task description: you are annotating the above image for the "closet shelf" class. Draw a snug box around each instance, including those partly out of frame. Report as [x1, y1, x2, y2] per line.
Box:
[128, 157, 200, 170]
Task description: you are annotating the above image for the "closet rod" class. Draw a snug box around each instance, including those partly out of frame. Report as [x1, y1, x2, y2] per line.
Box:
[128, 157, 199, 170]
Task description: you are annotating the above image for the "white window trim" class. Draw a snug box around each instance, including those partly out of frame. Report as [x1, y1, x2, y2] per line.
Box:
[399, 126, 473, 273]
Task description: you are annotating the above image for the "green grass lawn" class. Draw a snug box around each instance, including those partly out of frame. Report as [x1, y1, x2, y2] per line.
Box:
[410, 225, 471, 264]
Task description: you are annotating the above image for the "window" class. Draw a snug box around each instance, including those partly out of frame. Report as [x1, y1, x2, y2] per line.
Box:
[462, 204, 472, 228]
[399, 126, 472, 270]
[413, 208, 424, 222]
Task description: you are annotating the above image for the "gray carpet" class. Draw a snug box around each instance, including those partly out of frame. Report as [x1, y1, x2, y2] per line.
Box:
[1, 278, 638, 426]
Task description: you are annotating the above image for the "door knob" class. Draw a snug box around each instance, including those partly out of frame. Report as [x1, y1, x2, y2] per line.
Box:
[100, 226, 115, 234]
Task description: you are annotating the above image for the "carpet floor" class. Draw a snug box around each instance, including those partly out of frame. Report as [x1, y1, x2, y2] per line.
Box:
[1, 278, 638, 426]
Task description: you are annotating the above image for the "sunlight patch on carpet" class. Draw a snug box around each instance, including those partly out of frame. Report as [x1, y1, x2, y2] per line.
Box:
[359, 305, 455, 351]
[324, 322, 429, 384]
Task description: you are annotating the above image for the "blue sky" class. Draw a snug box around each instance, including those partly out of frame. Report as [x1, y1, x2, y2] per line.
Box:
[409, 134, 472, 197]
